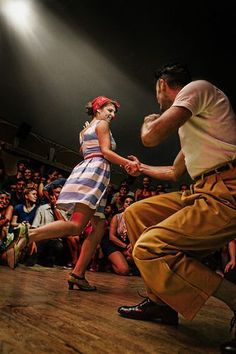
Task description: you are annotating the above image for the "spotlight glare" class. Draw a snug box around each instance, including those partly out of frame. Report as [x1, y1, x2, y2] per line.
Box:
[1, 0, 31, 28]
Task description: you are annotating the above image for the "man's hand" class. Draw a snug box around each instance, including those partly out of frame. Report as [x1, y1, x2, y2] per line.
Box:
[49, 195, 57, 208]
[143, 113, 161, 123]
[127, 155, 141, 164]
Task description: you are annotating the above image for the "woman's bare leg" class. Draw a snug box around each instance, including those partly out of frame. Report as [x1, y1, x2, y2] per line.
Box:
[108, 251, 129, 275]
[72, 215, 105, 277]
[29, 204, 94, 242]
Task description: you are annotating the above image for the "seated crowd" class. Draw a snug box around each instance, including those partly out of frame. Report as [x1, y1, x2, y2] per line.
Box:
[1, 157, 235, 283]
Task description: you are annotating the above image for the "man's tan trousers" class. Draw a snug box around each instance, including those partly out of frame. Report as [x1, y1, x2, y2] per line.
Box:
[124, 167, 236, 320]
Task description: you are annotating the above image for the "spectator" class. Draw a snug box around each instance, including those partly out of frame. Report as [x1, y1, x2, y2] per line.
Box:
[134, 175, 155, 201]
[101, 196, 136, 275]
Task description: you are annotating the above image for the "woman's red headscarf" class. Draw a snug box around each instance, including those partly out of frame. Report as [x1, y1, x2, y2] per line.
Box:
[91, 96, 120, 114]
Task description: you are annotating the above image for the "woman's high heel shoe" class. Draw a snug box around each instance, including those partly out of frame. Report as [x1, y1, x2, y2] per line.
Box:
[68, 273, 97, 291]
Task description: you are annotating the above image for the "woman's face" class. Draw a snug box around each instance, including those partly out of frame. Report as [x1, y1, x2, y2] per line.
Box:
[98, 103, 117, 122]
[143, 177, 150, 187]
[0, 193, 9, 209]
[123, 197, 134, 209]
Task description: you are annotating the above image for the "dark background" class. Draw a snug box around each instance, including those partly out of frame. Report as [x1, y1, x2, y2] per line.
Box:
[0, 0, 235, 169]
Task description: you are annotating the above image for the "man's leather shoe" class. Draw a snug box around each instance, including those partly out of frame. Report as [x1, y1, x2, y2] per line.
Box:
[220, 310, 236, 353]
[118, 297, 178, 325]
[220, 339, 236, 353]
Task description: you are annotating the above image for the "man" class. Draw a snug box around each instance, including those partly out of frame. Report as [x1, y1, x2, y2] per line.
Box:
[31, 184, 70, 267]
[9, 178, 26, 206]
[119, 63, 236, 353]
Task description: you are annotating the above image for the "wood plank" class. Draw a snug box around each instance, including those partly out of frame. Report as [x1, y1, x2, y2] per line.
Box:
[0, 265, 233, 353]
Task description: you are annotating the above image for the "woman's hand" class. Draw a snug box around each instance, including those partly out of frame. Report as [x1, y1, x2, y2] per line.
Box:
[83, 121, 90, 129]
[224, 259, 236, 273]
[124, 157, 140, 176]
[123, 243, 132, 257]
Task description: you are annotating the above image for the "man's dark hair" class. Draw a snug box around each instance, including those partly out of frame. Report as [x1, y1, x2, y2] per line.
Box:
[48, 184, 63, 196]
[155, 62, 192, 88]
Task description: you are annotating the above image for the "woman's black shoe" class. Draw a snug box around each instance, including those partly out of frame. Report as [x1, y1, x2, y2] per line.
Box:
[118, 297, 178, 325]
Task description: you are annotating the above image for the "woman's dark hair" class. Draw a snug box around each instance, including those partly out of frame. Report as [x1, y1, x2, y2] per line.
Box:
[85, 102, 93, 116]
[155, 62, 192, 88]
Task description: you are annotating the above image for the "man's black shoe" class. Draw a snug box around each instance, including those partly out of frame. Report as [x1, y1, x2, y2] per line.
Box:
[220, 339, 236, 353]
[221, 311, 236, 353]
[118, 297, 178, 325]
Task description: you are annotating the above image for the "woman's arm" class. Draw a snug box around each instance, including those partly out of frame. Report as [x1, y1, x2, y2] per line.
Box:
[224, 240, 236, 273]
[0, 205, 13, 227]
[96, 120, 139, 174]
[11, 214, 19, 228]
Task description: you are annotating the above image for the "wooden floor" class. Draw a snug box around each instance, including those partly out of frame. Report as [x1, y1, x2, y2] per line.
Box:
[0, 265, 232, 354]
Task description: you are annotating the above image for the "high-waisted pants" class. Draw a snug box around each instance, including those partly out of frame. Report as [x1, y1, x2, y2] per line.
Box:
[124, 168, 236, 320]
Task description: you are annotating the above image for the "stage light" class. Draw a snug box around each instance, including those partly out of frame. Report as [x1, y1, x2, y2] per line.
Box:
[0, 0, 31, 29]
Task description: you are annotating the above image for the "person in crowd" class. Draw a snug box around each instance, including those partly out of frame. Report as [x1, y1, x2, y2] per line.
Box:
[31, 170, 42, 194]
[105, 182, 115, 205]
[101, 195, 136, 275]
[10, 187, 38, 265]
[155, 183, 167, 195]
[0, 190, 26, 268]
[217, 239, 236, 286]
[179, 183, 189, 192]
[31, 184, 73, 267]
[38, 169, 59, 200]
[0, 190, 14, 261]
[5, 159, 28, 191]
[45, 169, 59, 185]
[11, 187, 38, 228]
[0, 159, 8, 191]
[13, 96, 138, 291]
[32, 171, 42, 185]
[117, 62, 236, 353]
[23, 167, 37, 189]
[9, 178, 26, 207]
[111, 183, 130, 212]
[134, 175, 155, 201]
[104, 203, 116, 226]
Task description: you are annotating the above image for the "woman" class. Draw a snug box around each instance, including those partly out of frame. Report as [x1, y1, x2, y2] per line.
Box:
[0, 190, 14, 266]
[101, 196, 136, 275]
[14, 96, 138, 290]
[134, 175, 155, 201]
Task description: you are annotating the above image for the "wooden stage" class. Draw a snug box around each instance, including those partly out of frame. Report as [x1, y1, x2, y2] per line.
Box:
[0, 265, 232, 354]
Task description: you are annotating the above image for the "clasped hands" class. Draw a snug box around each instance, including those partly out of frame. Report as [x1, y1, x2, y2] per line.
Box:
[124, 155, 141, 176]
